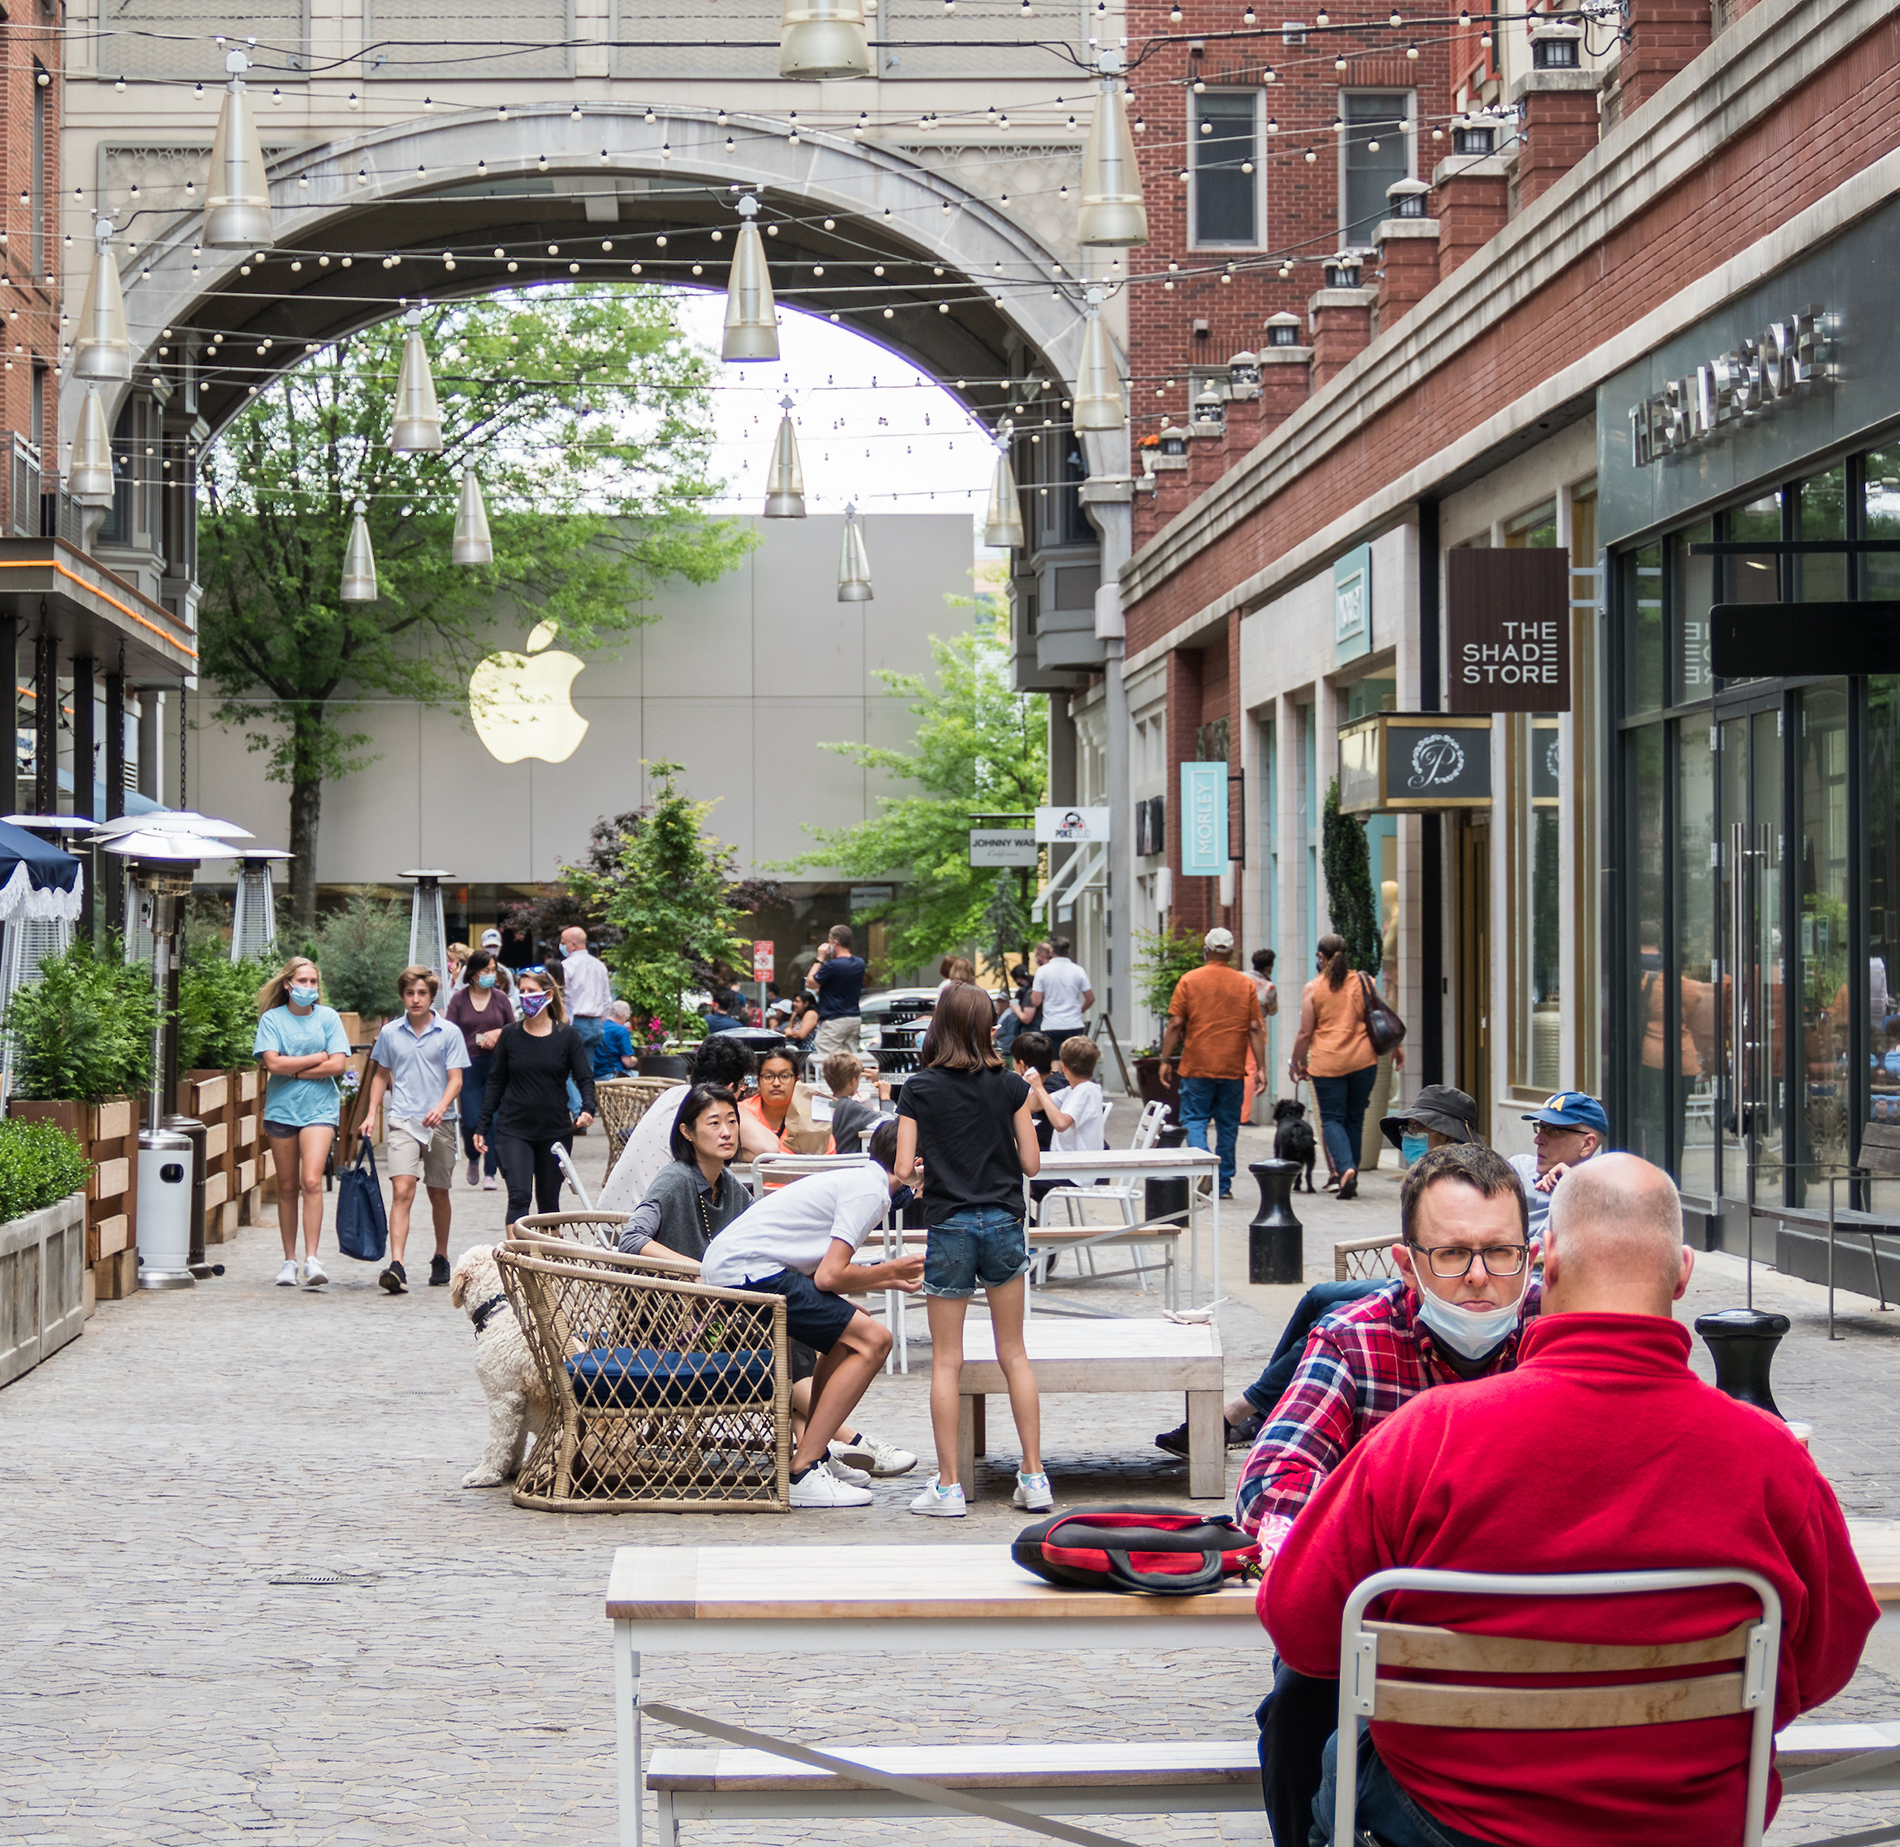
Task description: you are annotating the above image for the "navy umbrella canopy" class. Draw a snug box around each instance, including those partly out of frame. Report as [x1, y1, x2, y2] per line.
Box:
[0, 819, 82, 922]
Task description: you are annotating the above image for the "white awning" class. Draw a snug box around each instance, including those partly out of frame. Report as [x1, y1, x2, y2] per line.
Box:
[1032, 841, 1106, 920]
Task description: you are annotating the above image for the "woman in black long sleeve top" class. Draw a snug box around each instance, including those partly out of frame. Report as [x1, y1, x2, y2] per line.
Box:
[473, 967, 597, 1227]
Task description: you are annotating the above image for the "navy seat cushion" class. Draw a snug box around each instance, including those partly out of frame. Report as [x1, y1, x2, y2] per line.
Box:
[566, 1345, 774, 1409]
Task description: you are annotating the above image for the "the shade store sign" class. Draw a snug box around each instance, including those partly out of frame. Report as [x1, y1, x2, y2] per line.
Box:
[1445, 549, 1571, 714]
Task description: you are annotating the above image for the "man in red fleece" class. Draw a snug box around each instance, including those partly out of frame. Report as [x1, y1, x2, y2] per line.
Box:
[1264, 1153, 1877, 1847]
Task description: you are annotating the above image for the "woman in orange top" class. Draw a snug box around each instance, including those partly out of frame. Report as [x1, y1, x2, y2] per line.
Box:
[1289, 933, 1396, 1200]
[740, 1042, 804, 1155]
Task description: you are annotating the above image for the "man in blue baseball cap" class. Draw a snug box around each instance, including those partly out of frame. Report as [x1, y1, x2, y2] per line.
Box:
[1510, 1091, 1608, 1238]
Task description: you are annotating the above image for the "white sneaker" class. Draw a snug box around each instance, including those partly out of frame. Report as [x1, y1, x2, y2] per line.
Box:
[482, 1174, 497, 1191]
[822, 1445, 872, 1487]
[908, 1475, 967, 1517]
[302, 1256, 329, 1289]
[275, 1259, 301, 1288]
[1013, 1470, 1054, 1513]
[833, 1430, 919, 1476]
[790, 1461, 873, 1508]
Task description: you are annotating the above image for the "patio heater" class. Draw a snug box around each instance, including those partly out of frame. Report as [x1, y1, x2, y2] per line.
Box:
[229, 848, 291, 963]
[97, 813, 253, 1287]
[399, 869, 452, 1004]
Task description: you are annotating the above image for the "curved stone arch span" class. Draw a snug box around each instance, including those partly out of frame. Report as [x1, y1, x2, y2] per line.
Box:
[78, 103, 1127, 480]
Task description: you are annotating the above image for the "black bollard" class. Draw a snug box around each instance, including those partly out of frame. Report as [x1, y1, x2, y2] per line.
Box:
[1147, 1116, 1190, 1227]
[1249, 1159, 1305, 1286]
[1694, 1307, 1791, 1418]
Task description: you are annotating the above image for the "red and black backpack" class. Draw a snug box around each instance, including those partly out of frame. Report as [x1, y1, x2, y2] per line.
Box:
[1012, 1506, 1261, 1596]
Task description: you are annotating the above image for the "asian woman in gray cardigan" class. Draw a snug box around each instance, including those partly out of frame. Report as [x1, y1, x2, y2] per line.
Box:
[616, 1083, 751, 1261]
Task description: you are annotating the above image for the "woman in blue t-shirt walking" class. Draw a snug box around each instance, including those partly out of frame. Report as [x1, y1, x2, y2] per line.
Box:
[254, 957, 352, 1289]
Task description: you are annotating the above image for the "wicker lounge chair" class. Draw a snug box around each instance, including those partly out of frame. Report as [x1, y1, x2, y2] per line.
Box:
[497, 1242, 791, 1513]
[596, 1076, 686, 1180]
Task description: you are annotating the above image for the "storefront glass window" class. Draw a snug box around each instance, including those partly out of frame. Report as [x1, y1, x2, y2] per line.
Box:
[1670, 521, 1715, 705]
[1625, 542, 1664, 716]
[1676, 722, 1716, 1201]
[1795, 683, 1851, 1203]
[1795, 466, 1849, 603]
[1628, 723, 1667, 1163]
[1870, 678, 1900, 1117]
[1866, 450, 1900, 601]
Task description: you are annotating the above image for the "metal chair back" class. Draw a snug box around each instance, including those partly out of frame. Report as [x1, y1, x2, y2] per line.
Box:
[1334, 1566, 1782, 1847]
[1130, 1098, 1170, 1151]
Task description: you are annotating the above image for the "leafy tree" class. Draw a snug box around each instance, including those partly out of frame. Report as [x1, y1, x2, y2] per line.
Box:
[6, 938, 157, 1101]
[1322, 777, 1381, 978]
[198, 283, 754, 926]
[558, 762, 753, 1037]
[979, 871, 1032, 977]
[304, 887, 411, 1019]
[774, 604, 1048, 969]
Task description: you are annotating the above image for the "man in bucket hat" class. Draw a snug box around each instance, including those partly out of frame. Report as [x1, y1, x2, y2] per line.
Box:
[1510, 1091, 1608, 1238]
[1378, 1082, 1481, 1160]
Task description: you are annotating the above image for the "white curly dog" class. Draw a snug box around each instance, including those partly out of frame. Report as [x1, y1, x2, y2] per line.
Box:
[449, 1244, 547, 1488]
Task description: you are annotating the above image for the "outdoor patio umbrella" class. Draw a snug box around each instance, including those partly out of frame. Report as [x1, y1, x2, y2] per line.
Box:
[0, 818, 83, 923]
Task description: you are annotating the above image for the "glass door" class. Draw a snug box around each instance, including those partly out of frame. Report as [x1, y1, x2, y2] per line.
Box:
[1715, 702, 1785, 1222]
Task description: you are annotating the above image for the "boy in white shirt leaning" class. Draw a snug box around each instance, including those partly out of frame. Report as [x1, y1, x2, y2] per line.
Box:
[1023, 1036, 1108, 1191]
[699, 1119, 925, 1509]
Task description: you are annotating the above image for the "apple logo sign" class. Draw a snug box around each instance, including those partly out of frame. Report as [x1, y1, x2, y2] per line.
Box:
[469, 620, 589, 765]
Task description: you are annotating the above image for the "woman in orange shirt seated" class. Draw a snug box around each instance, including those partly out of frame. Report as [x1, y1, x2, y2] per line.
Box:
[741, 1043, 804, 1154]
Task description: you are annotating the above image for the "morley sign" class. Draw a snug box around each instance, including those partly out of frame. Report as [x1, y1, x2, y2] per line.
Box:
[1445, 549, 1571, 714]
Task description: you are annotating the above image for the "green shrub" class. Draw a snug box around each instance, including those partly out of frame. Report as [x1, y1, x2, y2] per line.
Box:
[1131, 922, 1206, 1024]
[177, 944, 275, 1072]
[308, 888, 410, 1018]
[6, 938, 157, 1101]
[0, 1117, 92, 1220]
[1322, 778, 1381, 979]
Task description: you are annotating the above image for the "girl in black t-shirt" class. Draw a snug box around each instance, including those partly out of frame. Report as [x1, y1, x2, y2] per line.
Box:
[895, 980, 1049, 1519]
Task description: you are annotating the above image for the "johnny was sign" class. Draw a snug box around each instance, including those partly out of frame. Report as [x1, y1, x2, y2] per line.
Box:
[1628, 305, 1832, 467]
[1445, 549, 1571, 715]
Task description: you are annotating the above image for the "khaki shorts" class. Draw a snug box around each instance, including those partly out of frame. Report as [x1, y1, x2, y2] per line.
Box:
[813, 1016, 862, 1058]
[386, 1119, 458, 1189]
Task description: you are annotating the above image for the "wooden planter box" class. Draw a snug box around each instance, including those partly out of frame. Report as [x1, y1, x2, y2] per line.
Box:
[7, 1095, 142, 1288]
[181, 1069, 261, 1245]
[0, 1191, 86, 1386]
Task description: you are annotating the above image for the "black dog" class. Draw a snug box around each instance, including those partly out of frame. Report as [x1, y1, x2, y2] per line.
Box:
[1272, 1097, 1317, 1193]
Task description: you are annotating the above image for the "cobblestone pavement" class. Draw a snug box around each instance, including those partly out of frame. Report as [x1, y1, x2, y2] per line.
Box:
[1, 1119, 1897, 1842]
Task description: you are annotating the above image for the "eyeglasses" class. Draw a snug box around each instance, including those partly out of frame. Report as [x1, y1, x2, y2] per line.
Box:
[1407, 1240, 1530, 1278]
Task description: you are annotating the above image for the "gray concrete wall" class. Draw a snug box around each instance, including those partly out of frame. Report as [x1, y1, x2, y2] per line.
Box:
[184, 512, 978, 886]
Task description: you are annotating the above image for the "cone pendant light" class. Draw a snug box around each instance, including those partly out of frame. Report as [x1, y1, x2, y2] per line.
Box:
[205, 49, 274, 250]
[764, 395, 806, 518]
[780, 0, 872, 80]
[390, 326, 444, 452]
[722, 196, 779, 362]
[452, 467, 493, 565]
[1071, 293, 1126, 432]
[837, 503, 873, 602]
[340, 505, 378, 602]
[983, 438, 1025, 549]
[72, 221, 131, 382]
[1078, 69, 1149, 247]
[68, 390, 116, 504]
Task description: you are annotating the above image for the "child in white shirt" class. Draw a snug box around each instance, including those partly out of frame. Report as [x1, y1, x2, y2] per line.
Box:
[1025, 1036, 1108, 1187]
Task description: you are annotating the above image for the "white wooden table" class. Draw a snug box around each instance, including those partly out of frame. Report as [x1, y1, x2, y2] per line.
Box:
[958, 1316, 1226, 1498]
[1031, 1147, 1223, 1311]
[606, 1543, 1263, 1847]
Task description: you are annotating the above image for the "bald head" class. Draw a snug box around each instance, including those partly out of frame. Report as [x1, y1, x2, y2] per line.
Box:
[1542, 1153, 1694, 1317]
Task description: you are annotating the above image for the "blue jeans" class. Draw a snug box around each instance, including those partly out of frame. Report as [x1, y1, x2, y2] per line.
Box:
[1178, 1075, 1245, 1195]
[923, 1206, 1030, 1297]
[1310, 1064, 1379, 1176]
[1241, 1280, 1385, 1417]
[459, 1053, 500, 1175]
[1312, 1725, 1498, 1846]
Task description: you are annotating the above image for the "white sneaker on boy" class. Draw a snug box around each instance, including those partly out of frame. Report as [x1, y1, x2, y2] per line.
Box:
[832, 1430, 918, 1476]
[790, 1461, 873, 1508]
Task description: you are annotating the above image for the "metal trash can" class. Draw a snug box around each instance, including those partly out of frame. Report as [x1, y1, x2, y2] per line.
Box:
[136, 1127, 197, 1290]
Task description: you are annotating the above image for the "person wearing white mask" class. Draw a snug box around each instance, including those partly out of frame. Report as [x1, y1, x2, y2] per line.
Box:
[1233, 1142, 1537, 1847]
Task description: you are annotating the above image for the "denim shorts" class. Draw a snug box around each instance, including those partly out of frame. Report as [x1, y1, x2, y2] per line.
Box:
[923, 1206, 1031, 1298]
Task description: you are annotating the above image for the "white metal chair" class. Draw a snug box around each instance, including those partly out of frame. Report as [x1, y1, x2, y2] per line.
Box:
[1030, 1102, 1184, 1307]
[553, 1139, 594, 1211]
[1334, 1567, 1782, 1847]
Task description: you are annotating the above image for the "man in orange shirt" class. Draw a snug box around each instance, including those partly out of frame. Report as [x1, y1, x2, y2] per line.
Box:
[1159, 927, 1267, 1197]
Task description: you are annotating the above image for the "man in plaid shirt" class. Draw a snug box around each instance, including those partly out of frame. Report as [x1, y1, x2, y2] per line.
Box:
[1245, 1143, 1540, 1846]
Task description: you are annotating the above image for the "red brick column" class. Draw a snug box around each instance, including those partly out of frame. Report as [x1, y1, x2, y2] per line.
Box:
[1258, 345, 1312, 431]
[1517, 73, 1601, 206]
[1309, 289, 1377, 389]
[1375, 222, 1442, 332]
[1186, 424, 1226, 494]
[1622, 0, 1713, 113]
[1433, 160, 1510, 280]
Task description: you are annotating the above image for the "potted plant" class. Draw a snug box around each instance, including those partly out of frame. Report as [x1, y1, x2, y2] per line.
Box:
[4, 938, 156, 1298]
[1129, 923, 1204, 1108]
[0, 1116, 94, 1385]
[634, 1012, 692, 1080]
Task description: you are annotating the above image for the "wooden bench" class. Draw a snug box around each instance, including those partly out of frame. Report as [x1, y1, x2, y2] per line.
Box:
[958, 1317, 1225, 1498]
[648, 1739, 1257, 1840]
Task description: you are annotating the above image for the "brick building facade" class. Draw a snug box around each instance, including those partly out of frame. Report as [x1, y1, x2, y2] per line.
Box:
[0, 10, 61, 536]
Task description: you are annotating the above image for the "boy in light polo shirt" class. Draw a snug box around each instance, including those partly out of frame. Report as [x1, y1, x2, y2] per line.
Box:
[699, 1120, 924, 1509]
[364, 965, 470, 1294]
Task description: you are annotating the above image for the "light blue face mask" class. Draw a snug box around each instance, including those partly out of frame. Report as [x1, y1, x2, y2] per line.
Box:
[289, 983, 320, 1007]
[1400, 1131, 1430, 1167]
[476, 973, 497, 990]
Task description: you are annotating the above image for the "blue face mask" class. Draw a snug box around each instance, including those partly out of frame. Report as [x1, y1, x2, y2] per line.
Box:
[1400, 1131, 1430, 1166]
[289, 983, 320, 1007]
[519, 991, 551, 1018]
[476, 973, 497, 990]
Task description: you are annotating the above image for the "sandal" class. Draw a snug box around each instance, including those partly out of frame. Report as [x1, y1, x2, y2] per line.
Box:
[1337, 1169, 1358, 1201]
